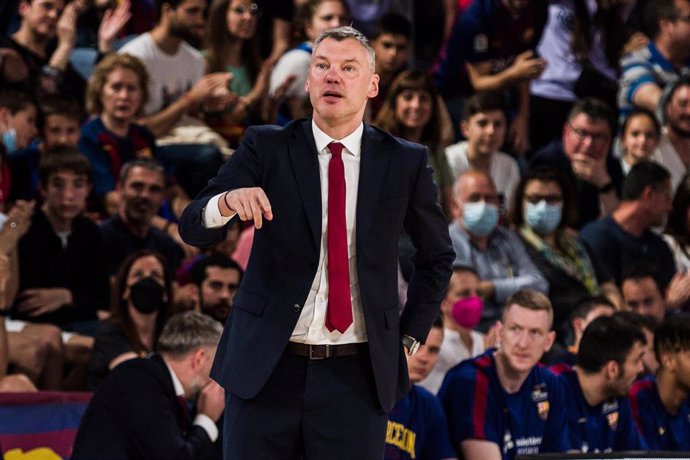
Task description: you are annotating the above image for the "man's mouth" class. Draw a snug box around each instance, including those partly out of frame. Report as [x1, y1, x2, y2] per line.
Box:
[323, 91, 343, 98]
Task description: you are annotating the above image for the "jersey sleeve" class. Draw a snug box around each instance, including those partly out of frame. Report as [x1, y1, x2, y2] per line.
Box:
[419, 392, 458, 460]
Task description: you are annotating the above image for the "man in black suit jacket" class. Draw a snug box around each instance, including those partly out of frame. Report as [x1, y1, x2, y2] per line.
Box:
[178, 26, 453, 458]
[72, 312, 225, 460]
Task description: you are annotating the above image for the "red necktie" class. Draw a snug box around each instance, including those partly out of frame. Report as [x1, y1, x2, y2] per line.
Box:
[177, 395, 190, 432]
[326, 142, 353, 333]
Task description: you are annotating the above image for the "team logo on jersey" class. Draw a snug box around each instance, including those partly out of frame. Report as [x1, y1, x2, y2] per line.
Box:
[659, 426, 666, 436]
[602, 401, 618, 414]
[473, 34, 488, 53]
[531, 384, 548, 402]
[537, 401, 550, 420]
[503, 430, 514, 454]
[606, 411, 619, 431]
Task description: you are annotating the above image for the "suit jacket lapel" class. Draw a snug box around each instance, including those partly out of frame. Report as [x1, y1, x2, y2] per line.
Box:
[288, 121, 322, 248]
[357, 125, 390, 239]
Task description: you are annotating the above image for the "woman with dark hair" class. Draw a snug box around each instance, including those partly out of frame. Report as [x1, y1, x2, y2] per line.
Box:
[511, 167, 621, 342]
[374, 70, 454, 216]
[204, 0, 271, 146]
[88, 250, 174, 389]
[618, 107, 660, 175]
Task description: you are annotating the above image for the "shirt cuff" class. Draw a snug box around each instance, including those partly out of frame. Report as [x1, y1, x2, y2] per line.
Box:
[193, 414, 218, 442]
[203, 193, 235, 229]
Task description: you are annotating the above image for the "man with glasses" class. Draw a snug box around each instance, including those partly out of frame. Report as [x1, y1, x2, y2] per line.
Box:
[619, 0, 690, 122]
[450, 170, 547, 332]
[531, 98, 623, 228]
[190, 254, 243, 323]
[581, 161, 676, 293]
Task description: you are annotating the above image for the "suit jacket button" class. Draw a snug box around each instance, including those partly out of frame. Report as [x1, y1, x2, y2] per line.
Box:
[293, 304, 301, 312]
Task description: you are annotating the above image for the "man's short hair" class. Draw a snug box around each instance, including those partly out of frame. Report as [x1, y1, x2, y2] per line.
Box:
[39, 148, 92, 185]
[616, 310, 660, 334]
[577, 315, 647, 373]
[646, 0, 681, 39]
[0, 89, 35, 114]
[313, 26, 376, 71]
[621, 161, 671, 201]
[370, 12, 412, 40]
[157, 311, 223, 358]
[119, 157, 165, 184]
[566, 97, 616, 138]
[39, 94, 84, 132]
[570, 295, 616, 321]
[462, 91, 507, 122]
[190, 254, 243, 287]
[504, 289, 553, 325]
[154, 0, 187, 21]
[654, 314, 690, 361]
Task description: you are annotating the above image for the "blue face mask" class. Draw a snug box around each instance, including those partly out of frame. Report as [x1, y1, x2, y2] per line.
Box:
[2, 129, 16, 154]
[463, 201, 499, 236]
[525, 201, 562, 235]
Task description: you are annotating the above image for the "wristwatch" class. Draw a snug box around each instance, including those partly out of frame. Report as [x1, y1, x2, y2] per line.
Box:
[402, 334, 420, 356]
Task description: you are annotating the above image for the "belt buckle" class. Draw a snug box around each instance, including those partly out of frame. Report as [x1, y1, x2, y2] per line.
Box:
[309, 345, 331, 360]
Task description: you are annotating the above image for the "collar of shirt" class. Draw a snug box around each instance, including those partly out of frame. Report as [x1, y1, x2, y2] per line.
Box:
[311, 119, 363, 157]
[164, 358, 185, 398]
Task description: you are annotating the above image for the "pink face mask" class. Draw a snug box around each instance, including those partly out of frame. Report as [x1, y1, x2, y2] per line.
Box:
[451, 296, 483, 329]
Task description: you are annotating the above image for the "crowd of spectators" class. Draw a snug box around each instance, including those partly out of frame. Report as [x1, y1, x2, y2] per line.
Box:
[1, 0, 690, 458]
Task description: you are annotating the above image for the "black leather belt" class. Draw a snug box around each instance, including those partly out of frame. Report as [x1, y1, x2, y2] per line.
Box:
[287, 342, 367, 360]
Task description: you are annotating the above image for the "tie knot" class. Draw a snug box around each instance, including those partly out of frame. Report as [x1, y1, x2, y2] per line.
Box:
[328, 142, 344, 158]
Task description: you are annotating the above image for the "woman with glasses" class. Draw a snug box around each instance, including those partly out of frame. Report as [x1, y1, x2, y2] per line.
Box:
[204, 0, 270, 147]
[511, 166, 621, 345]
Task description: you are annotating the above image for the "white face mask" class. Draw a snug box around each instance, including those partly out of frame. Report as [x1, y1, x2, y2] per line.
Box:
[462, 201, 499, 236]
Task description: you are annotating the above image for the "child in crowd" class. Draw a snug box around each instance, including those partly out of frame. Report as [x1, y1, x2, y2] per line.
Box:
[0, 90, 37, 208]
[619, 108, 660, 175]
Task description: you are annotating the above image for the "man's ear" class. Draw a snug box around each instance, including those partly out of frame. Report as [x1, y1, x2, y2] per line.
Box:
[460, 120, 470, 139]
[572, 317, 584, 336]
[605, 360, 619, 381]
[544, 330, 556, 353]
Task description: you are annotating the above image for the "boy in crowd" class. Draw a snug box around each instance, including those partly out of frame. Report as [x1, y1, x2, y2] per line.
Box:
[439, 289, 570, 459]
[629, 314, 690, 451]
[385, 316, 456, 460]
[555, 315, 648, 452]
[420, 265, 485, 395]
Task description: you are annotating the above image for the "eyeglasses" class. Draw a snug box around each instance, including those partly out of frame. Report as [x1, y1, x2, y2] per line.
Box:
[568, 123, 610, 145]
[231, 3, 260, 16]
[524, 194, 563, 204]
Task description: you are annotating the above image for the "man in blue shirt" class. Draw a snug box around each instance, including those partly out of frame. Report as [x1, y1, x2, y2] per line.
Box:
[439, 289, 570, 460]
[555, 315, 647, 453]
[385, 316, 457, 460]
[629, 314, 690, 451]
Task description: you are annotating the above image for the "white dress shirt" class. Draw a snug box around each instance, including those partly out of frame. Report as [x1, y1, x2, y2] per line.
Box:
[165, 360, 218, 442]
[202, 120, 366, 344]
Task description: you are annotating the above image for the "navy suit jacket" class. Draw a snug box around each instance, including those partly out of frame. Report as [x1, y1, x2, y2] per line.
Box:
[72, 354, 215, 460]
[178, 119, 453, 411]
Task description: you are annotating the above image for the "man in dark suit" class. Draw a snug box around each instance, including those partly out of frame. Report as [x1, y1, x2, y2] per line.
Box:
[178, 26, 454, 458]
[72, 312, 225, 460]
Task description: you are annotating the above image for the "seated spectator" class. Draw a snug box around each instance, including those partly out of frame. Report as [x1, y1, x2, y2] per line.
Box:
[581, 161, 676, 291]
[419, 265, 485, 395]
[445, 92, 520, 213]
[531, 98, 623, 228]
[269, 0, 350, 124]
[1, 0, 86, 100]
[617, 310, 661, 377]
[203, 0, 273, 148]
[15, 152, 109, 335]
[188, 254, 242, 323]
[629, 314, 690, 451]
[549, 296, 616, 368]
[100, 158, 185, 278]
[80, 53, 157, 213]
[74, 311, 225, 459]
[664, 173, 690, 280]
[0, 90, 37, 207]
[367, 13, 412, 121]
[655, 76, 690, 191]
[450, 170, 548, 331]
[375, 70, 454, 216]
[621, 270, 668, 321]
[619, 0, 690, 122]
[556, 315, 648, 452]
[434, 0, 546, 154]
[618, 108, 660, 176]
[118, 0, 230, 197]
[89, 249, 174, 389]
[511, 167, 621, 344]
[0, 254, 36, 392]
[439, 290, 570, 459]
[385, 316, 456, 460]
[9, 94, 83, 202]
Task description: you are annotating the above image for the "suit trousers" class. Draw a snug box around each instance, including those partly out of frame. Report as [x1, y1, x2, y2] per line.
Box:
[223, 346, 388, 459]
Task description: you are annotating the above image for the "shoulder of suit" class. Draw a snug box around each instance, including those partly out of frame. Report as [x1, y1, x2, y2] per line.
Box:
[365, 124, 429, 159]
